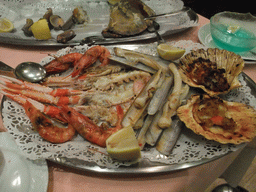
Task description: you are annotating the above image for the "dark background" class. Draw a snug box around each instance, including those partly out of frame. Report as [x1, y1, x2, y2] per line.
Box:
[183, 0, 256, 19]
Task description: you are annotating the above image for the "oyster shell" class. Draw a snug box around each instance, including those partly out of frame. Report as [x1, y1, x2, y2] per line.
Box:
[179, 48, 244, 95]
[102, 0, 155, 37]
[177, 94, 256, 144]
[73, 6, 89, 24]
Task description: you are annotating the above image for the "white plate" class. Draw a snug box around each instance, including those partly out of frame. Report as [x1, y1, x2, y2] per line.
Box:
[0, 133, 48, 192]
[198, 23, 256, 61]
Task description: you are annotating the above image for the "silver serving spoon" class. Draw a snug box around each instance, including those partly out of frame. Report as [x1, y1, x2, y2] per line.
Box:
[0, 61, 46, 83]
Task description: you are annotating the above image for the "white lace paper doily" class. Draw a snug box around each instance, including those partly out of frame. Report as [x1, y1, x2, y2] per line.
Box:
[2, 40, 256, 169]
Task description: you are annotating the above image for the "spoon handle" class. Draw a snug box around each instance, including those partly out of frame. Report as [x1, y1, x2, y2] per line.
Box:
[0, 61, 16, 78]
[0, 70, 16, 78]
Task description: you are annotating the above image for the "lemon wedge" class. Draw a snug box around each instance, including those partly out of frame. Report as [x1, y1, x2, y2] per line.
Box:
[30, 19, 51, 40]
[157, 44, 185, 61]
[106, 126, 141, 161]
[0, 18, 14, 33]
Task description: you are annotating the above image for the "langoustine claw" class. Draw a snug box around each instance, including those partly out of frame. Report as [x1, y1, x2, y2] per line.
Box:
[60, 105, 124, 147]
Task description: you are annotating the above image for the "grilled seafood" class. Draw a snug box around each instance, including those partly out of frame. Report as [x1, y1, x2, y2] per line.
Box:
[102, 0, 155, 37]
[0, 46, 153, 147]
[44, 46, 110, 77]
[2, 91, 67, 123]
[179, 48, 244, 95]
[60, 105, 124, 147]
[42, 65, 123, 87]
[1, 76, 129, 146]
[177, 94, 256, 144]
[158, 63, 183, 128]
[71, 45, 110, 77]
[57, 30, 76, 44]
[0, 78, 83, 106]
[24, 100, 76, 144]
[44, 52, 83, 75]
[114, 47, 166, 72]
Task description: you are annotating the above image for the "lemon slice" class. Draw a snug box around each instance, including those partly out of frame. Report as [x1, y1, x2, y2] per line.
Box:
[157, 44, 185, 61]
[106, 126, 141, 161]
[30, 19, 51, 40]
[0, 18, 14, 33]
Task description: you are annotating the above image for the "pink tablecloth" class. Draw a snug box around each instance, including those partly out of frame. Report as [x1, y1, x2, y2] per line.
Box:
[0, 15, 255, 192]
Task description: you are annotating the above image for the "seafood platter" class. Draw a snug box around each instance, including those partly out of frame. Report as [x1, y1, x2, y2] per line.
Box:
[1, 41, 256, 174]
[0, 0, 198, 46]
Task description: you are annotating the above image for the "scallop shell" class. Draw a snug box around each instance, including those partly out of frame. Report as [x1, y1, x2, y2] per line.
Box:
[179, 48, 244, 95]
[177, 94, 256, 144]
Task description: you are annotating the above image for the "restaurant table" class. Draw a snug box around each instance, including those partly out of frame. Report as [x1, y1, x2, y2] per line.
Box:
[0, 14, 255, 192]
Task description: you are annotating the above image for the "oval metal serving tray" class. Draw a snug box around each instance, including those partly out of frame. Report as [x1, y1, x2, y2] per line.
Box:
[0, 2, 198, 47]
[2, 73, 253, 175]
[1, 43, 255, 175]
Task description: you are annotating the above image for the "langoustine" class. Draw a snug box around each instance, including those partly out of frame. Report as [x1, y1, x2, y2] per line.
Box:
[24, 101, 76, 144]
[44, 45, 110, 77]
[60, 105, 124, 147]
[3, 93, 76, 144]
[0, 46, 152, 147]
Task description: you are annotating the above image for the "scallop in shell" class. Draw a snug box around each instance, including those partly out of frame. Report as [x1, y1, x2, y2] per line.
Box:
[179, 48, 244, 95]
[177, 94, 256, 144]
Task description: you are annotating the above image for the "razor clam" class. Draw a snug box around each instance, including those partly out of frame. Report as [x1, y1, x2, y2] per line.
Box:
[158, 63, 183, 129]
[148, 75, 173, 115]
[156, 116, 183, 155]
[137, 114, 154, 150]
[57, 30, 76, 44]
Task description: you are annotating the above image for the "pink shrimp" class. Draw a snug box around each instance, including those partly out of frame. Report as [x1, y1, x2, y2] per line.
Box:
[23, 101, 76, 143]
[44, 52, 83, 75]
[60, 105, 124, 147]
[71, 46, 110, 77]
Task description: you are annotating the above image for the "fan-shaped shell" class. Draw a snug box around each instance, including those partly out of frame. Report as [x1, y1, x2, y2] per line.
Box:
[179, 48, 244, 95]
[177, 94, 256, 144]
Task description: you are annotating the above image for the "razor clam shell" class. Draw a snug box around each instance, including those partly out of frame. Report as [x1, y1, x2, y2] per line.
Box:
[148, 75, 173, 115]
[156, 116, 183, 155]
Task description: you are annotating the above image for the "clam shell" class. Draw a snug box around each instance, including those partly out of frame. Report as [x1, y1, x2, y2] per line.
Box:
[49, 15, 64, 30]
[177, 94, 256, 144]
[179, 48, 244, 95]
